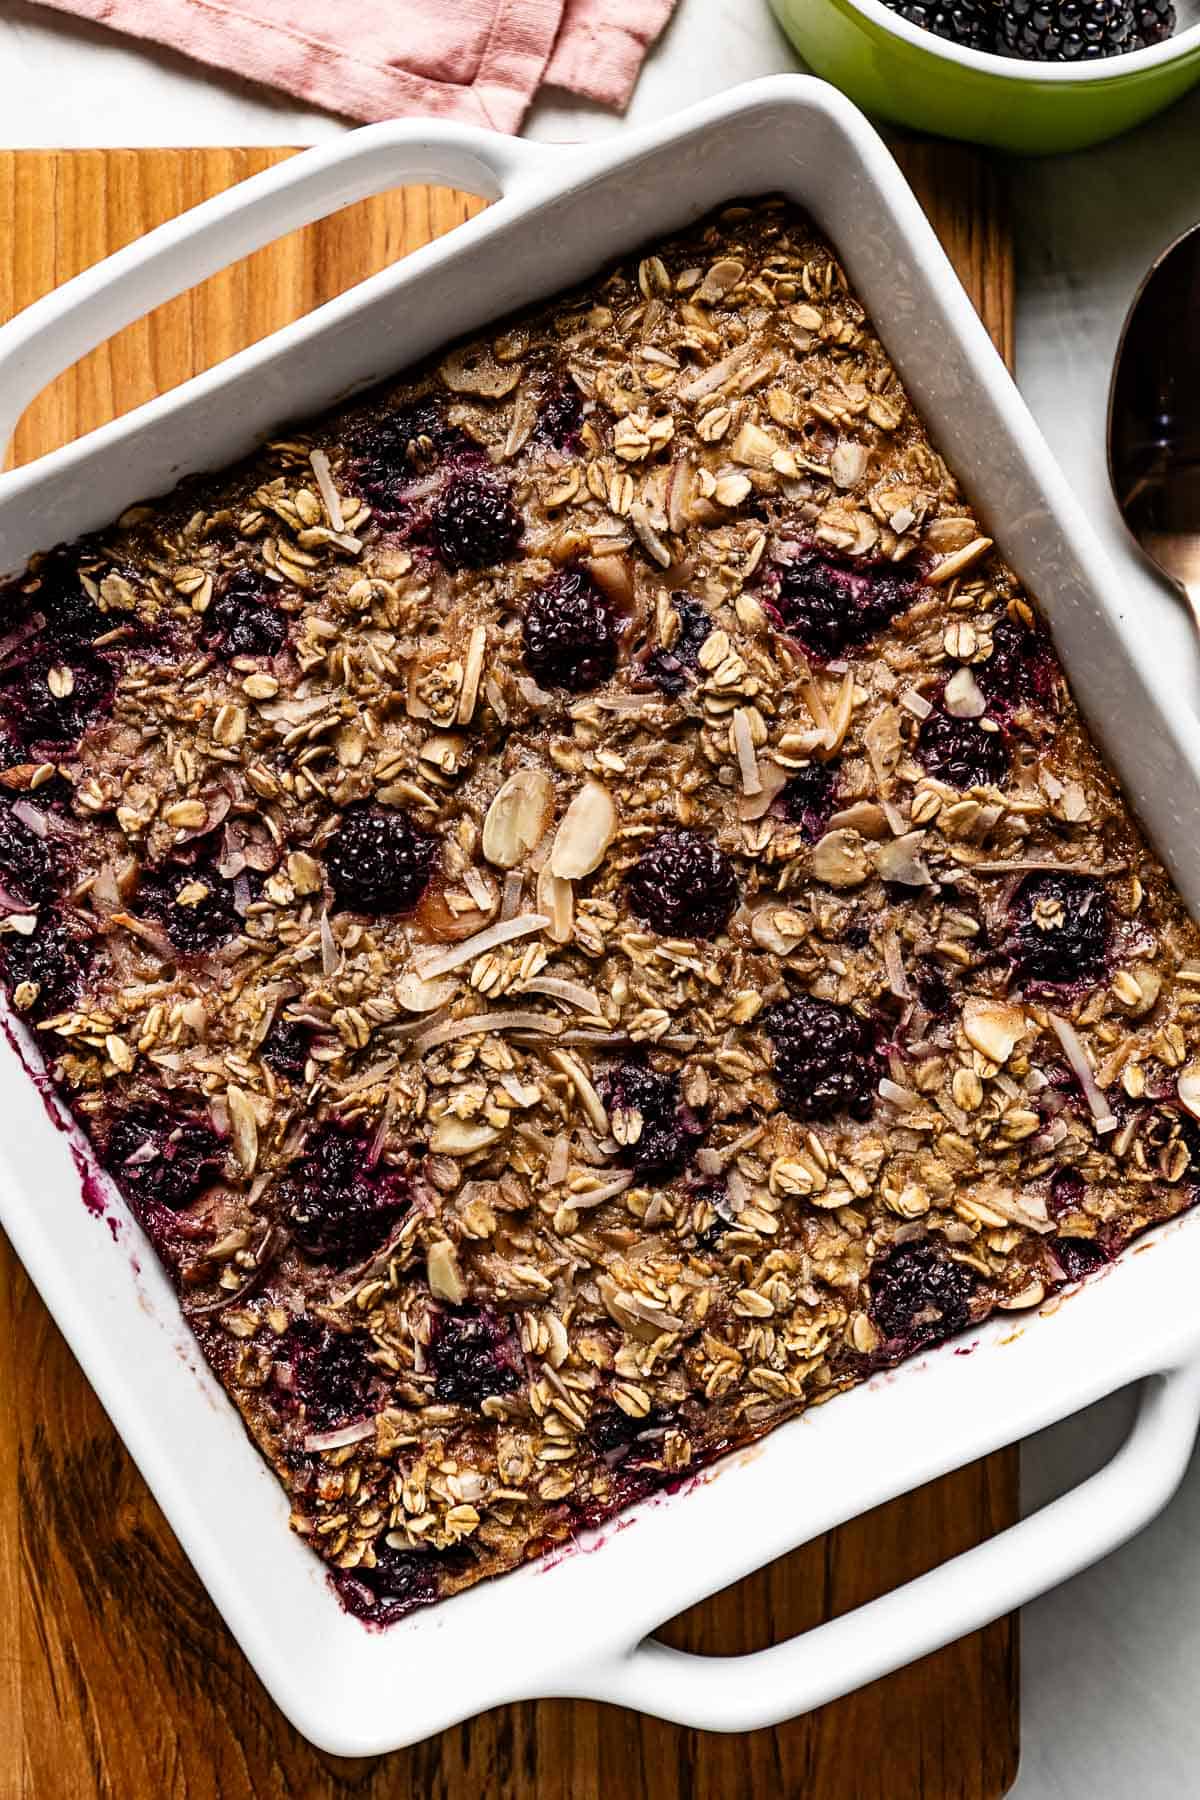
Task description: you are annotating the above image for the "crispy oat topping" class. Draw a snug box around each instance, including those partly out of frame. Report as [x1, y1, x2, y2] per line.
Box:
[4, 198, 1200, 1625]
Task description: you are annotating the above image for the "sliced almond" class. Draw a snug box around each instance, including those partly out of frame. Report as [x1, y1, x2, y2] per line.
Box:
[963, 998, 1026, 1065]
[427, 1238, 467, 1303]
[944, 665, 987, 718]
[550, 779, 617, 880]
[873, 831, 933, 886]
[226, 1084, 259, 1174]
[429, 1117, 503, 1155]
[482, 768, 555, 869]
[538, 863, 575, 944]
[928, 535, 993, 586]
[1177, 1063, 1200, 1119]
[396, 970, 458, 1013]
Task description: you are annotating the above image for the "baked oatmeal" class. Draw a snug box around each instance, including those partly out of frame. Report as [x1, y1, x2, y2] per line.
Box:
[3, 197, 1199, 1626]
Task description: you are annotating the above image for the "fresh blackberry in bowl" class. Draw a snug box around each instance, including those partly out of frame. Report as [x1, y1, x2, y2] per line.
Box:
[916, 708, 1009, 789]
[431, 473, 522, 571]
[1, 914, 89, 1014]
[779, 759, 840, 840]
[201, 566, 287, 659]
[0, 806, 57, 907]
[348, 400, 468, 523]
[1, 649, 113, 748]
[137, 859, 243, 954]
[869, 1239, 977, 1353]
[625, 829, 739, 940]
[429, 1306, 521, 1410]
[534, 372, 585, 450]
[1132, 0, 1176, 45]
[103, 1106, 224, 1213]
[765, 993, 884, 1122]
[280, 1124, 411, 1268]
[523, 566, 618, 692]
[324, 803, 436, 915]
[996, 0, 1147, 57]
[1007, 871, 1110, 986]
[888, 0, 998, 48]
[770, 549, 920, 663]
[601, 1060, 704, 1178]
[645, 594, 713, 696]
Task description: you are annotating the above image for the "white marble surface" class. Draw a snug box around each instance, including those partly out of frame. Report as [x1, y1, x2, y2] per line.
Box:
[2, 0, 1200, 1791]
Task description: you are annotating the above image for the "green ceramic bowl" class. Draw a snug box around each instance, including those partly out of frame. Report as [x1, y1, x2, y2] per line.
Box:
[770, 0, 1200, 152]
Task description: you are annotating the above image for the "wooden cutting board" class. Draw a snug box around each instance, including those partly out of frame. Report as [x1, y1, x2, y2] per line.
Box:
[0, 145, 1018, 1800]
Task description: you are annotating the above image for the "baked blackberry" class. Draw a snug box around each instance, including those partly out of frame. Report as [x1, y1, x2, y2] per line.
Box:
[523, 567, 619, 692]
[348, 399, 468, 523]
[429, 1307, 522, 1410]
[431, 473, 522, 570]
[103, 1107, 224, 1213]
[260, 1017, 312, 1084]
[869, 1240, 977, 1353]
[283, 1320, 377, 1430]
[137, 859, 242, 954]
[625, 829, 739, 940]
[916, 709, 1009, 789]
[16, 545, 108, 647]
[1007, 871, 1110, 987]
[996, 0, 1146, 57]
[978, 614, 1059, 710]
[534, 372, 585, 449]
[770, 549, 920, 663]
[324, 803, 436, 915]
[765, 993, 883, 1122]
[334, 1543, 461, 1626]
[0, 806, 57, 907]
[645, 594, 713, 696]
[1055, 1237, 1109, 1280]
[201, 566, 287, 659]
[888, 0, 997, 48]
[601, 1060, 704, 1177]
[780, 759, 840, 840]
[1, 649, 113, 747]
[280, 1124, 411, 1267]
[1, 915, 89, 1014]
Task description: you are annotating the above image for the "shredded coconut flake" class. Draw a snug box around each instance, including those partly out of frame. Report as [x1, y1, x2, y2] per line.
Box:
[414, 912, 550, 980]
[303, 1419, 376, 1453]
[732, 708, 762, 796]
[309, 448, 345, 533]
[414, 1008, 560, 1051]
[1048, 1012, 1117, 1133]
[899, 687, 933, 720]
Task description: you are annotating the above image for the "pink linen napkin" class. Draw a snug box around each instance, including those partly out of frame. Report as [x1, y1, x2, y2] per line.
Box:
[32, 0, 678, 131]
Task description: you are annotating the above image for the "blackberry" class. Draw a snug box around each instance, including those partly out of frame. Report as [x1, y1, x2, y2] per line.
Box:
[765, 993, 883, 1122]
[285, 1319, 376, 1430]
[1, 914, 88, 1014]
[261, 1017, 311, 1083]
[601, 1061, 703, 1178]
[1132, 0, 1175, 44]
[201, 566, 287, 659]
[869, 1239, 976, 1351]
[19, 546, 108, 647]
[1, 650, 113, 747]
[429, 1306, 521, 1410]
[887, 0, 997, 46]
[588, 1401, 675, 1461]
[431, 473, 522, 570]
[996, 0, 1148, 57]
[780, 759, 839, 841]
[1048, 1168, 1086, 1217]
[916, 709, 1009, 789]
[103, 1106, 224, 1213]
[534, 373, 585, 450]
[770, 549, 919, 663]
[978, 615, 1058, 710]
[625, 829, 739, 940]
[1055, 1236, 1108, 1280]
[645, 594, 713, 696]
[0, 806, 57, 907]
[324, 803, 436, 915]
[334, 1542, 459, 1626]
[1007, 872, 1110, 987]
[280, 1124, 411, 1267]
[915, 961, 953, 1016]
[348, 400, 468, 524]
[138, 859, 242, 954]
[523, 567, 618, 693]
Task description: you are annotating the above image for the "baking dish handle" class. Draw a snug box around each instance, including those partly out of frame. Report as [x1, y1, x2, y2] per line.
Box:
[0, 123, 557, 460]
[568, 1363, 1200, 1733]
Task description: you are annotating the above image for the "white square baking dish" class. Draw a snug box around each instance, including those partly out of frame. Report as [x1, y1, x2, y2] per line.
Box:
[1, 78, 1199, 1756]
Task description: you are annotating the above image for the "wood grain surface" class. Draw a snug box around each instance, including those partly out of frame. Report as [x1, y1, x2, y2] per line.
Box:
[0, 145, 1018, 1800]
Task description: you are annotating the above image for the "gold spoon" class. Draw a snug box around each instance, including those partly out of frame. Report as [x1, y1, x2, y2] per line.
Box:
[1109, 221, 1200, 623]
